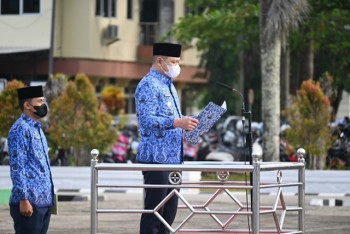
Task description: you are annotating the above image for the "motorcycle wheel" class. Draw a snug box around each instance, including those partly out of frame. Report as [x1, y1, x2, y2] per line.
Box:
[1, 155, 9, 165]
[329, 157, 341, 169]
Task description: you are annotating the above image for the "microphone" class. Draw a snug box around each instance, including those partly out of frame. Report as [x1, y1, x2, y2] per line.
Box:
[216, 81, 245, 117]
[216, 81, 243, 99]
[216, 82, 252, 165]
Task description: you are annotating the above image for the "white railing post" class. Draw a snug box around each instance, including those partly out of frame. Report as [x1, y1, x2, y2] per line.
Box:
[297, 148, 306, 233]
[90, 149, 99, 234]
[252, 154, 260, 234]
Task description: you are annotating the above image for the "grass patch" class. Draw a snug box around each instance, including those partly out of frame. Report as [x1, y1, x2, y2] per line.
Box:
[0, 189, 11, 204]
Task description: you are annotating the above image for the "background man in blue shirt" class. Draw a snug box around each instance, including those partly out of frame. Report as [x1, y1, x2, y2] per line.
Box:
[8, 86, 54, 234]
[135, 43, 199, 234]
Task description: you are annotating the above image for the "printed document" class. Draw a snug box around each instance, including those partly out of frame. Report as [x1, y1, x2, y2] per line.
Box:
[183, 101, 227, 144]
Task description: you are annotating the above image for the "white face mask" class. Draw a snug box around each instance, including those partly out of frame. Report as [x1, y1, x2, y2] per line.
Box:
[165, 64, 181, 79]
[161, 58, 181, 79]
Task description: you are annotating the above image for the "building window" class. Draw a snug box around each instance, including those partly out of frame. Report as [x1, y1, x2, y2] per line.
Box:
[0, 0, 40, 15]
[185, 4, 205, 16]
[127, 0, 132, 19]
[125, 85, 136, 114]
[96, 0, 116, 18]
[23, 0, 40, 13]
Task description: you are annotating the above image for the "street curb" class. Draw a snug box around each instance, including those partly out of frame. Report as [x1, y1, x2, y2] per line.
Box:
[56, 189, 105, 202]
[310, 198, 350, 207]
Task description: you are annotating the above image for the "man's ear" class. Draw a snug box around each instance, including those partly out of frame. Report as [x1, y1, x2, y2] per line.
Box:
[157, 56, 162, 65]
[24, 100, 31, 110]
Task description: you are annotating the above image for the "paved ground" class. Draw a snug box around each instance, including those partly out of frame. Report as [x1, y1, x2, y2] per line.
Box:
[1, 193, 350, 234]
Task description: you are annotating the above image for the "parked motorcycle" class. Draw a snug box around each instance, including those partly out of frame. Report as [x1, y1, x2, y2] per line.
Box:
[196, 129, 219, 161]
[206, 116, 262, 161]
[205, 116, 263, 162]
[100, 151, 115, 163]
[326, 124, 350, 169]
[110, 124, 139, 163]
[0, 137, 9, 165]
[279, 139, 298, 162]
[183, 128, 219, 161]
[50, 147, 68, 166]
[111, 133, 130, 163]
[183, 139, 200, 161]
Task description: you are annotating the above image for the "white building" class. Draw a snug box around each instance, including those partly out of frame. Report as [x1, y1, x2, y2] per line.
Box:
[0, 0, 206, 114]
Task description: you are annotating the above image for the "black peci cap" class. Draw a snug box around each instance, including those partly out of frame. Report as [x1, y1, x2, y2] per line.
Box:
[17, 86, 44, 100]
[153, 43, 182, 57]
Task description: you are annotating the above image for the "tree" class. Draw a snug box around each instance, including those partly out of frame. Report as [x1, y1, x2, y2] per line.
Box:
[101, 85, 126, 115]
[170, 0, 260, 115]
[0, 80, 25, 137]
[47, 73, 117, 166]
[44, 73, 67, 106]
[285, 79, 332, 169]
[289, 1, 350, 120]
[260, 0, 309, 161]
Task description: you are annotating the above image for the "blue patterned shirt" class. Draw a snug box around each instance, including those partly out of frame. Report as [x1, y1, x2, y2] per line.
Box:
[135, 68, 183, 164]
[8, 113, 54, 207]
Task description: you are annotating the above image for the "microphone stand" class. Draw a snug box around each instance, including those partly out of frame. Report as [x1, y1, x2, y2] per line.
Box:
[216, 81, 253, 164]
[216, 81, 254, 223]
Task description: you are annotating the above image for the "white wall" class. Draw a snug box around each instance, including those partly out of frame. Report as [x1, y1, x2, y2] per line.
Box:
[57, 0, 140, 61]
[0, 0, 52, 49]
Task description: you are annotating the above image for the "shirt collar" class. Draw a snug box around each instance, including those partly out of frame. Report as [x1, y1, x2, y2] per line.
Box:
[150, 68, 172, 87]
[21, 113, 42, 128]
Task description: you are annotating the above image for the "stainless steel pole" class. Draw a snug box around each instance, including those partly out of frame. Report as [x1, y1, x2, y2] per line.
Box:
[252, 155, 260, 234]
[90, 149, 99, 234]
[298, 148, 306, 232]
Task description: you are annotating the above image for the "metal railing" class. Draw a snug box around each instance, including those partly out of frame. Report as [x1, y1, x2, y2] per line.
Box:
[90, 149, 306, 234]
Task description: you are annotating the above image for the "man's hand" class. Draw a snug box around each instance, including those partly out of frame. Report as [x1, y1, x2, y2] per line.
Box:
[174, 117, 199, 131]
[20, 199, 33, 217]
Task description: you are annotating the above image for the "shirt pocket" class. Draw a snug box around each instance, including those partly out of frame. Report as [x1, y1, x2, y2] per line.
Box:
[32, 132, 45, 160]
[160, 92, 174, 116]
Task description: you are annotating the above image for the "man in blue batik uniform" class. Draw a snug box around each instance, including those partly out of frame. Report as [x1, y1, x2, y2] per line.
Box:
[8, 86, 54, 234]
[135, 43, 199, 234]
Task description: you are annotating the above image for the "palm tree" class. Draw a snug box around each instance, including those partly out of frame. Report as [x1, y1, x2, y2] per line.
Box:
[260, 0, 309, 161]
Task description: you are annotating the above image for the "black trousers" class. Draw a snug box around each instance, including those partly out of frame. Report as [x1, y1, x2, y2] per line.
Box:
[10, 204, 51, 234]
[140, 171, 179, 234]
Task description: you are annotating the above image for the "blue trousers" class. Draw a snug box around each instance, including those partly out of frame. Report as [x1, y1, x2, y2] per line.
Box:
[140, 171, 179, 234]
[10, 204, 51, 234]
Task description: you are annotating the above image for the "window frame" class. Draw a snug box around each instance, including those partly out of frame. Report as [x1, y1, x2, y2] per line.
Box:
[127, 0, 133, 20]
[0, 0, 41, 15]
[96, 0, 117, 18]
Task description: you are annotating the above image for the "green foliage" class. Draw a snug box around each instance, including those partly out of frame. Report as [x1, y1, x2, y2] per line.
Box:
[290, 0, 350, 91]
[285, 79, 332, 169]
[171, 0, 259, 51]
[170, 0, 260, 116]
[0, 80, 25, 137]
[47, 73, 117, 165]
[171, 0, 348, 121]
[199, 43, 243, 114]
[101, 85, 126, 115]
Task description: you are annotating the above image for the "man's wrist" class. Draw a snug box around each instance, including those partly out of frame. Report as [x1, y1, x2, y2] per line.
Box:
[173, 118, 179, 128]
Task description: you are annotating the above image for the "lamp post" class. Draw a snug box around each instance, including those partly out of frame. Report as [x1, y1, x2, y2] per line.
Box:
[48, 0, 56, 79]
